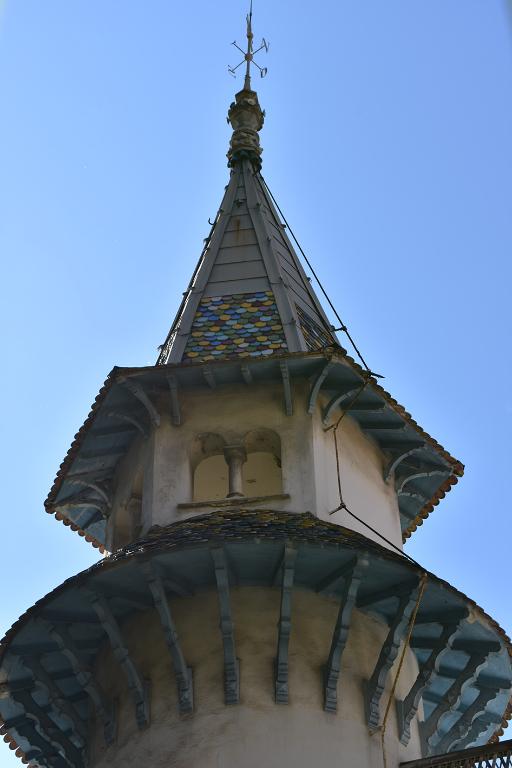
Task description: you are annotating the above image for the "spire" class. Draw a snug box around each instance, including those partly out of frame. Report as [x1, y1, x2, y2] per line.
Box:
[156, 7, 339, 367]
[227, 3, 268, 171]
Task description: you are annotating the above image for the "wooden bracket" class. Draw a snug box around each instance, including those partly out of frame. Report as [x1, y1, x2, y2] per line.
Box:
[324, 554, 369, 713]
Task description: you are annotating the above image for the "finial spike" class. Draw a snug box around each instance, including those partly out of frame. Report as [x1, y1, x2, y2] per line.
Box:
[228, 1, 268, 88]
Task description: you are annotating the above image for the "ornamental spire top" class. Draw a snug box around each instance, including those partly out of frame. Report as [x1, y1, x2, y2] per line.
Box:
[227, 3, 268, 170]
[228, 1, 269, 89]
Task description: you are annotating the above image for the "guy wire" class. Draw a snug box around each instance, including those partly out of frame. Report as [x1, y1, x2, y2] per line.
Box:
[378, 572, 428, 768]
[259, 174, 372, 373]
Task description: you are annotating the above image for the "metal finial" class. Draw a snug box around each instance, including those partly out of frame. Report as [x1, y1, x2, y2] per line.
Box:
[228, 1, 269, 88]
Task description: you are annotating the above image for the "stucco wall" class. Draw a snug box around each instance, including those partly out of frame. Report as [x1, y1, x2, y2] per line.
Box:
[313, 396, 403, 548]
[107, 378, 404, 552]
[89, 587, 422, 768]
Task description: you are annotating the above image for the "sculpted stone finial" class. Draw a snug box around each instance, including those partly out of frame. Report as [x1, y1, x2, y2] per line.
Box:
[226, 2, 268, 170]
[227, 88, 265, 170]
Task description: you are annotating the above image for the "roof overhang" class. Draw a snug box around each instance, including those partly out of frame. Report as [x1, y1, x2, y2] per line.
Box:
[45, 348, 464, 551]
[0, 512, 509, 765]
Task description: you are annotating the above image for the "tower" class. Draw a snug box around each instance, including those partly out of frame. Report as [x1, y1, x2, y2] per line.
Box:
[1, 9, 511, 768]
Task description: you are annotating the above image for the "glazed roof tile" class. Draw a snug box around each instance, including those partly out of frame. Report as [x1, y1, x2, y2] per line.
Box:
[156, 159, 338, 365]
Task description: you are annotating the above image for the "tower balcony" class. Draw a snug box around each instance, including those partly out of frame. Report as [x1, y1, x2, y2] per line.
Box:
[401, 737, 512, 768]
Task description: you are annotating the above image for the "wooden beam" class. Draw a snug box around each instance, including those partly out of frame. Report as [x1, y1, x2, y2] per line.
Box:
[357, 578, 419, 609]
[105, 410, 149, 438]
[120, 377, 160, 428]
[91, 583, 153, 611]
[143, 564, 194, 714]
[66, 468, 111, 481]
[46, 624, 116, 745]
[398, 490, 429, 505]
[90, 422, 138, 439]
[308, 360, 333, 414]
[421, 652, 490, 753]
[410, 638, 501, 653]
[166, 374, 181, 427]
[3, 718, 69, 768]
[336, 401, 385, 412]
[395, 469, 448, 494]
[40, 609, 98, 625]
[359, 420, 406, 432]
[13, 689, 84, 767]
[324, 554, 369, 713]
[80, 446, 126, 460]
[0, 678, 34, 698]
[315, 557, 358, 594]
[9, 637, 98, 657]
[413, 608, 480, 626]
[279, 361, 293, 416]
[396, 612, 468, 745]
[51, 496, 107, 519]
[323, 385, 366, 425]
[87, 591, 150, 729]
[21, 657, 87, 742]
[66, 478, 111, 508]
[364, 579, 421, 730]
[211, 547, 239, 705]
[446, 686, 501, 752]
[384, 446, 426, 482]
[275, 544, 297, 704]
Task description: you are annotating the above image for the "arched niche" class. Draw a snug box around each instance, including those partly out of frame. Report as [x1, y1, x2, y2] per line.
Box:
[192, 433, 228, 501]
[194, 454, 229, 501]
[191, 428, 283, 503]
[242, 428, 282, 497]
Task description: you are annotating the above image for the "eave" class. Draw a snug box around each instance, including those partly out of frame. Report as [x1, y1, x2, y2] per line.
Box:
[0, 512, 509, 766]
[44, 347, 464, 551]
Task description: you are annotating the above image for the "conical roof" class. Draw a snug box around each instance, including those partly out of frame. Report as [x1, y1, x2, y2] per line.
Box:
[157, 151, 338, 365]
[156, 10, 339, 366]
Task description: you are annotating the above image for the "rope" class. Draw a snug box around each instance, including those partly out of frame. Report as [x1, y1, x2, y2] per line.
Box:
[259, 174, 372, 373]
[378, 572, 428, 768]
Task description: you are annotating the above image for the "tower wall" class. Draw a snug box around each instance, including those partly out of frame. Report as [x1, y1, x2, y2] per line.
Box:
[89, 588, 423, 768]
[106, 379, 403, 552]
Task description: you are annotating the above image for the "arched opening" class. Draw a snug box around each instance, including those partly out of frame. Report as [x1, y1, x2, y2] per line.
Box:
[242, 451, 282, 496]
[242, 428, 283, 497]
[193, 454, 229, 501]
[190, 428, 283, 503]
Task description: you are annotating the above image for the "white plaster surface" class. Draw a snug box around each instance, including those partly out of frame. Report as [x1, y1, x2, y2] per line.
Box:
[90, 588, 422, 768]
[107, 378, 404, 551]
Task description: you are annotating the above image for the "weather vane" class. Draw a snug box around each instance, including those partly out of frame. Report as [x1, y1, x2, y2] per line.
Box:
[228, 1, 269, 89]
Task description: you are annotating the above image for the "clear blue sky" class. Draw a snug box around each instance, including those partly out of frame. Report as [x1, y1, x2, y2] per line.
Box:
[1, 2, 511, 762]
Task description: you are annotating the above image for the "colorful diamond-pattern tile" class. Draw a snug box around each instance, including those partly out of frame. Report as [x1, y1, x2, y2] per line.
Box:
[296, 305, 335, 351]
[182, 291, 288, 362]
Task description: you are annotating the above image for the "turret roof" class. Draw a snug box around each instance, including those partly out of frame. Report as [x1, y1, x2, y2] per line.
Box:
[157, 13, 344, 367]
[157, 153, 338, 366]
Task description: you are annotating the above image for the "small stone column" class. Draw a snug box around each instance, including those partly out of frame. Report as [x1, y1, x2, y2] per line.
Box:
[224, 446, 247, 498]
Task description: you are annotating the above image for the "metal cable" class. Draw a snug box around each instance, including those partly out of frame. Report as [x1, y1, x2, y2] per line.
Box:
[259, 174, 372, 372]
[379, 572, 428, 768]
[327, 379, 422, 569]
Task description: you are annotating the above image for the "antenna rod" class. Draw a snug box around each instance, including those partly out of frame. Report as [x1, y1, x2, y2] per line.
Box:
[245, 1, 254, 89]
